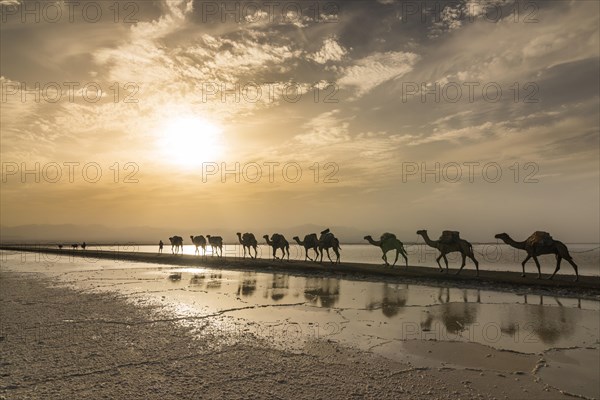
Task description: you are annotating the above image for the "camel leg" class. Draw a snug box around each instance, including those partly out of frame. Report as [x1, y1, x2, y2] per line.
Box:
[548, 256, 562, 280]
[468, 253, 480, 277]
[273, 247, 278, 260]
[532, 256, 542, 279]
[455, 253, 467, 275]
[521, 255, 531, 277]
[401, 251, 408, 267]
[382, 252, 389, 266]
[334, 248, 340, 264]
[565, 258, 579, 282]
[442, 255, 449, 273]
[392, 250, 399, 267]
[326, 248, 333, 263]
[435, 254, 444, 272]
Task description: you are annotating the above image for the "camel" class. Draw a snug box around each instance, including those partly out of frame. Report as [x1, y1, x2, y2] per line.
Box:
[206, 235, 223, 257]
[236, 232, 258, 259]
[190, 235, 207, 256]
[57, 244, 63, 250]
[318, 228, 341, 264]
[169, 236, 183, 254]
[292, 234, 319, 261]
[494, 232, 579, 281]
[364, 233, 408, 267]
[416, 230, 479, 276]
[263, 234, 290, 260]
[81, 242, 86, 250]
[71, 244, 78, 250]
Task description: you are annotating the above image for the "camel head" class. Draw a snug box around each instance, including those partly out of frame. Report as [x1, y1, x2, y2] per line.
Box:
[363, 235, 372, 241]
[236, 232, 242, 237]
[190, 235, 194, 240]
[263, 235, 269, 240]
[495, 233, 508, 240]
[416, 230, 427, 236]
[292, 236, 300, 241]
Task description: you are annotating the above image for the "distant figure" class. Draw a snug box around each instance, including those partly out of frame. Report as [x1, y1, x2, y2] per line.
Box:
[81, 242, 86, 250]
[159, 240, 164, 254]
[71, 244, 78, 250]
[58, 244, 63, 250]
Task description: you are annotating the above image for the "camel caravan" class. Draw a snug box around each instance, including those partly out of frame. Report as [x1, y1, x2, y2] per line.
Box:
[167, 229, 580, 281]
[57, 229, 580, 281]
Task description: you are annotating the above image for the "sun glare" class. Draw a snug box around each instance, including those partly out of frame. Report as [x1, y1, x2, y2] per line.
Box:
[157, 116, 224, 168]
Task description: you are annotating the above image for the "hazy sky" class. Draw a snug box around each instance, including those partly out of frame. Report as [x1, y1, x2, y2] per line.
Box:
[1, 0, 599, 242]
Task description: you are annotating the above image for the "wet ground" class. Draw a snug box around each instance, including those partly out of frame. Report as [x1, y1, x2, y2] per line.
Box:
[2, 250, 599, 399]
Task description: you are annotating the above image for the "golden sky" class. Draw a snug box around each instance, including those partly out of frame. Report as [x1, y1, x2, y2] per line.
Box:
[1, 0, 599, 242]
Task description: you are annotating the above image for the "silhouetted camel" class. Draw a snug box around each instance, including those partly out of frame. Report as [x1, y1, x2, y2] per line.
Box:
[190, 235, 207, 256]
[364, 233, 408, 267]
[57, 244, 63, 250]
[263, 234, 289, 261]
[206, 235, 223, 257]
[495, 232, 579, 281]
[416, 230, 479, 276]
[293, 234, 319, 261]
[81, 242, 86, 250]
[71, 244, 78, 250]
[237, 232, 258, 259]
[318, 228, 341, 264]
[169, 236, 183, 254]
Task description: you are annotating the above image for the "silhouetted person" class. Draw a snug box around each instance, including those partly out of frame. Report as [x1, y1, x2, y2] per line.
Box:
[58, 244, 63, 250]
[81, 242, 87, 250]
[159, 240, 164, 254]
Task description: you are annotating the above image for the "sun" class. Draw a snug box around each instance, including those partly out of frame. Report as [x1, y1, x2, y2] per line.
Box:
[156, 116, 224, 168]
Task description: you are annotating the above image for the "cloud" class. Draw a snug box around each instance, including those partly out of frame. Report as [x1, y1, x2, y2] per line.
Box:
[337, 51, 420, 98]
[309, 37, 347, 64]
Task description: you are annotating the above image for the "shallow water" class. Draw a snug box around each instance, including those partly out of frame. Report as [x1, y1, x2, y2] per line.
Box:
[2, 250, 599, 398]
[27, 242, 600, 277]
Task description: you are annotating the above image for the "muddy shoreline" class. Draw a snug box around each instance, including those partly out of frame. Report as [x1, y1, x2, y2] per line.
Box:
[0, 271, 580, 399]
[2, 246, 598, 299]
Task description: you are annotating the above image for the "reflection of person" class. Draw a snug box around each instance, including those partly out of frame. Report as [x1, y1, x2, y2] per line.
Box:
[159, 240, 164, 254]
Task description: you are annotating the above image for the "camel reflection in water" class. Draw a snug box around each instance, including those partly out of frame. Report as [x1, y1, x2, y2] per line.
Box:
[237, 272, 257, 297]
[366, 283, 409, 317]
[420, 288, 481, 335]
[187, 273, 222, 289]
[304, 277, 340, 308]
[263, 274, 290, 301]
[499, 295, 578, 345]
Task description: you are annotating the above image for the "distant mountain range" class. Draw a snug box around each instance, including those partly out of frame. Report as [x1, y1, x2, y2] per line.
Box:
[0, 223, 377, 245]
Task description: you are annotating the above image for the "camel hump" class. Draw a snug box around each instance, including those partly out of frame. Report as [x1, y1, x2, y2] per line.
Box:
[380, 232, 397, 242]
[439, 230, 460, 244]
[527, 231, 554, 246]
